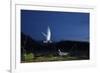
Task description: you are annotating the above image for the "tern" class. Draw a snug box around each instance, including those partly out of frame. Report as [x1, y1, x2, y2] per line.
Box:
[58, 49, 69, 56]
[42, 26, 52, 43]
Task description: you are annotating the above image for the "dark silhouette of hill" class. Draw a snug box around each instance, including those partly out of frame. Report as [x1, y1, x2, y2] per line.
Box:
[21, 32, 89, 60]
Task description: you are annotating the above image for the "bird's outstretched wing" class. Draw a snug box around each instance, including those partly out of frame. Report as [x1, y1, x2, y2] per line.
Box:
[47, 26, 51, 40]
[42, 32, 47, 37]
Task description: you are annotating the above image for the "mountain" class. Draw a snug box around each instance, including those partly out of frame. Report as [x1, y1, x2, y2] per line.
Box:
[21, 32, 89, 58]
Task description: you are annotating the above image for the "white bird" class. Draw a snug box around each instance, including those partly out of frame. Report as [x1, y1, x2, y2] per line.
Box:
[58, 49, 69, 56]
[42, 26, 52, 43]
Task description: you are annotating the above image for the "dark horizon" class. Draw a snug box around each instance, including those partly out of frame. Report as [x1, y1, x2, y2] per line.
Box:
[21, 10, 89, 42]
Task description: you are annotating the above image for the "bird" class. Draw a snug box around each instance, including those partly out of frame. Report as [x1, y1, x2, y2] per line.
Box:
[58, 49, 69, 56]
[42, 26, 52, 43]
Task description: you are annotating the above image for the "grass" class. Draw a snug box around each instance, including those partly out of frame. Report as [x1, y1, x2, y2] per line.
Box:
[21, 53, 88, 63]
[32, 56, 78, 62]
[23, 53, 34, 62]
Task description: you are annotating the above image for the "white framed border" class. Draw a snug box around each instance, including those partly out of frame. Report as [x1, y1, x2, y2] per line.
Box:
[11, 4, 96, 73]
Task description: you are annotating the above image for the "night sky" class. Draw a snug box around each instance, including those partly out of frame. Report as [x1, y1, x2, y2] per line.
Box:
[21, 10, 89, 42]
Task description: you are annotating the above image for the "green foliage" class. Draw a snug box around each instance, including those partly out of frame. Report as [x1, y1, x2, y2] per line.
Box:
[21, 53, 88, 63]
[23, 53, 34, 62]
